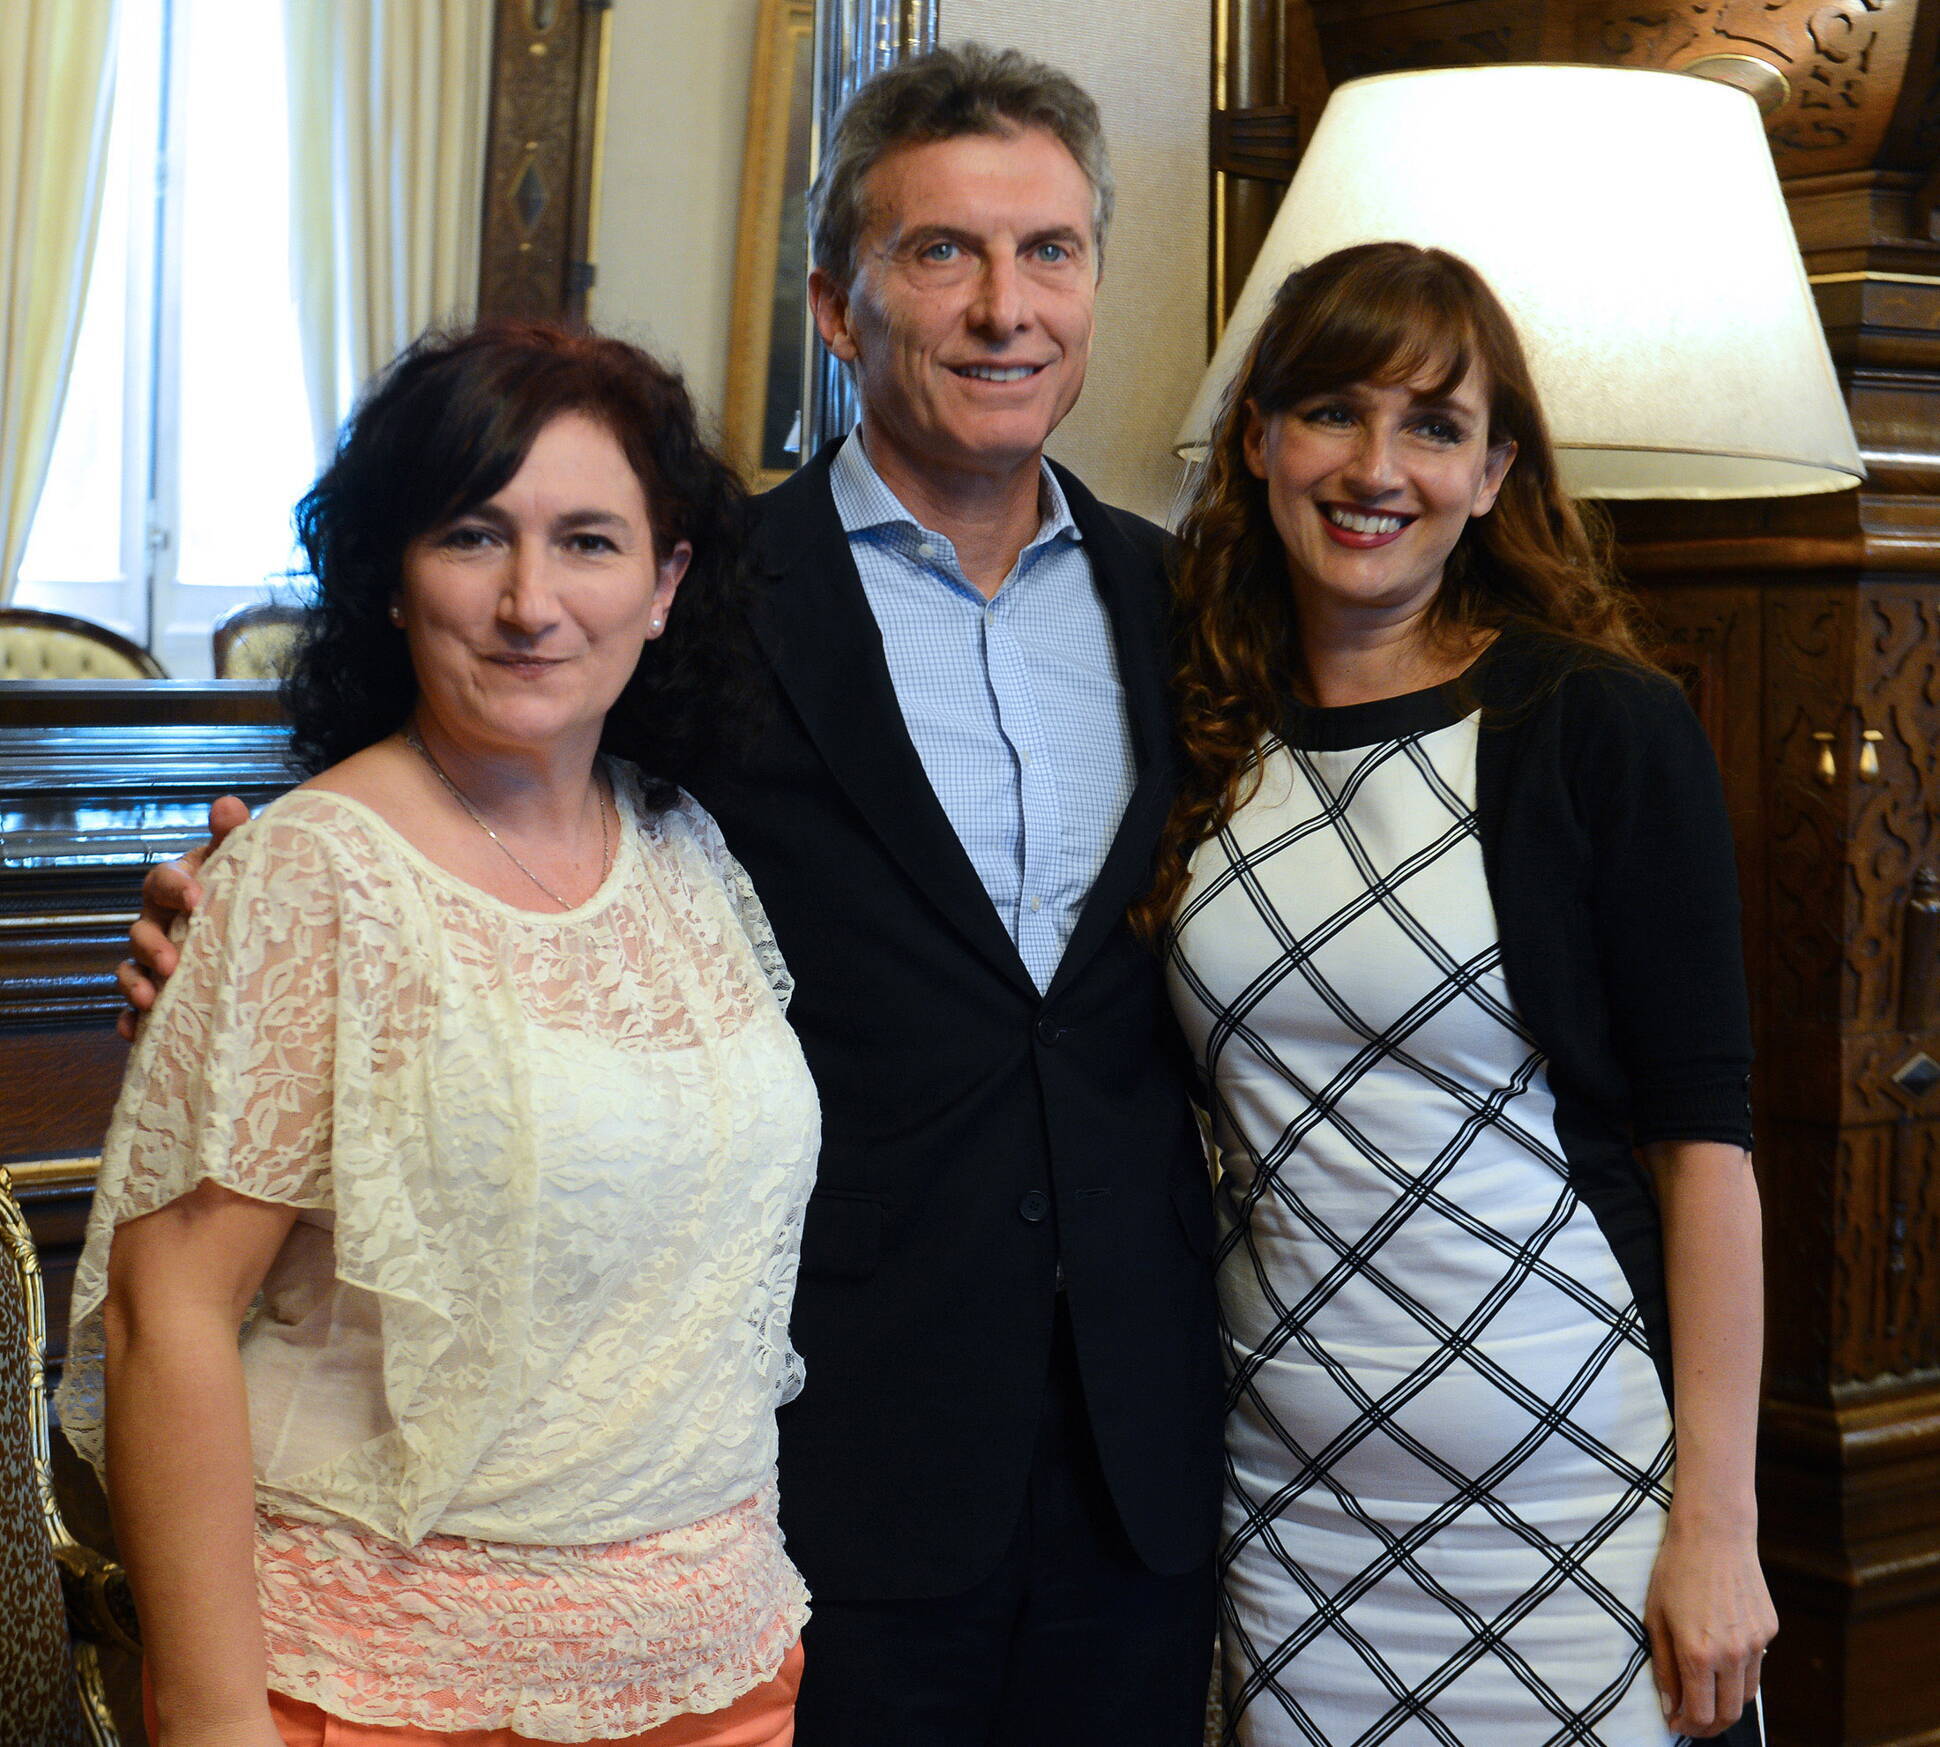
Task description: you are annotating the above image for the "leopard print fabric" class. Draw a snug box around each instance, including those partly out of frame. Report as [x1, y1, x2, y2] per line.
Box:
[0, 1224, 86, 1746]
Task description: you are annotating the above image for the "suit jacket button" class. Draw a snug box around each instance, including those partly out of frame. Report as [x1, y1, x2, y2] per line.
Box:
[1035, 1016, 1065, 1045]
[1018, 1190, 1050, 1223]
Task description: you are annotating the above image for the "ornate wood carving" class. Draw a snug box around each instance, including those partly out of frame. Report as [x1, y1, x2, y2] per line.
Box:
[1582, 0, 1919, 169]
[476, 0, 610, 323]
[1279, 0, 1940, 187]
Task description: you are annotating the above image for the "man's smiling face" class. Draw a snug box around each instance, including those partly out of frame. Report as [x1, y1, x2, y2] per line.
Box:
[810, 125, 1098, 487]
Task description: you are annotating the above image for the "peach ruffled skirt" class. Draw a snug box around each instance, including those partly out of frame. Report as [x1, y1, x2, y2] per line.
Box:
[144, 1642, 802, 1747]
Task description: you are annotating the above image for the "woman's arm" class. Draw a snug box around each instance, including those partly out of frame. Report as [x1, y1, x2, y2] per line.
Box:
[103, 1179, 297, 1747]
[1641, 1140, 1777, 1739]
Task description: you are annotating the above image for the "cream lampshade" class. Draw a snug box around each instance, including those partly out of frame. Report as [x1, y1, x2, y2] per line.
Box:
[1176, 64, 1864, 499]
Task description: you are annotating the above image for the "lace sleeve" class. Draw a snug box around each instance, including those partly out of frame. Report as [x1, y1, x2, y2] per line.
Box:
[667, 789, 795, 1012]
[57, 806, 363, 1469]
[115, 811, 355, 1210]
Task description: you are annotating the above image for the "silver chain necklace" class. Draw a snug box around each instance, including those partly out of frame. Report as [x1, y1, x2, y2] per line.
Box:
[403, 725, 610, 910]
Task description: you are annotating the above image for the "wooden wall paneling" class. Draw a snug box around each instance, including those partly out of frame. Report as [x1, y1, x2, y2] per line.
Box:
[1633, 582, 1766, 967]
[477, 0, 612, 322]
[1606, 553, 1940, 1747]
[1613, 549, 1940, 1747]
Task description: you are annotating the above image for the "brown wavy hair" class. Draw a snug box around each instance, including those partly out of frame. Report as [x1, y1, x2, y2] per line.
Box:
[1132, 241, 1658, 942]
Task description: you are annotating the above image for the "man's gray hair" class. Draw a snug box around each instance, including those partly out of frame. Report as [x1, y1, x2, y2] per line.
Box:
[808, 42, 1115, 288]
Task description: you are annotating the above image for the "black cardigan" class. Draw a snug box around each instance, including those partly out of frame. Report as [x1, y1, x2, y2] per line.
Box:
[1282, 627, 1753, 1402]
[1471, 629, 1754, 1403]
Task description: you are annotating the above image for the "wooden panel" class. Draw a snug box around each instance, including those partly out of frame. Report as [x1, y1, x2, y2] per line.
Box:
[1760, 1383, 1940, 1744]
[1284, 0, 1937, 177]
[0, 1034, 126, 1163]
[1210, 104, 1301, 180]
[1612, 564, 1940, 1744]
[1305, 0, 1549, 82]
[1631, 583, 1766, 997]
[1210, 0, 1330, 337]
[476, 0, 610, 323]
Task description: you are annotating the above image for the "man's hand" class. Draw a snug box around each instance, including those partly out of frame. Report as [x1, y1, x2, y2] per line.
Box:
[115, 795, 252, 1039]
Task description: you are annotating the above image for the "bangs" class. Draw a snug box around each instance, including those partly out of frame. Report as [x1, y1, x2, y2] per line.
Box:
[1363, 329, 1474, 402]
[414, 364, 580, 530]
[388, 352, 624, 539]
[1250, 262, 1486, 415]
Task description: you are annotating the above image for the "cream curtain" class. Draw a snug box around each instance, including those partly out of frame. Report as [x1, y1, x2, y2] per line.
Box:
[285, 0, 495, 463]
[0, 0, 120, 602]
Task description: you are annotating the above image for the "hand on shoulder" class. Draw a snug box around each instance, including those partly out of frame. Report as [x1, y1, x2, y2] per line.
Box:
[117, 795, 254, 1038]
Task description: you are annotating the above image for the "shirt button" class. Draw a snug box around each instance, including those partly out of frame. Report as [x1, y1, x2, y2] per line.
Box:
[1029, 895, 1041, 913]
[1019, 749, 1032, 767]
[1018, 1190, 1050, 1223]
[917, 542, 936, 561]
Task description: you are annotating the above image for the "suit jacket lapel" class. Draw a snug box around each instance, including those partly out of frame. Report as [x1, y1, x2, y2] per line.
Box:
[750, 447, 1038, 996]
[1046, 463, 1178, 997]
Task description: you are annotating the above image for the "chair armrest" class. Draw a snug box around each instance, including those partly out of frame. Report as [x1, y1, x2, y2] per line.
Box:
[55, 1541, 141, 1657]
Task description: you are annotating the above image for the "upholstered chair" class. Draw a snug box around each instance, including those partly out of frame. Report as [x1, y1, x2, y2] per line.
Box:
[1, 1167, 140, 1745]
[211, 601, 306, 680]
[0, 610, 166, 681]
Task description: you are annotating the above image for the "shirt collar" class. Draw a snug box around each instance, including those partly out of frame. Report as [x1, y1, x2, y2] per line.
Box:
[828, 428, 1082, 555]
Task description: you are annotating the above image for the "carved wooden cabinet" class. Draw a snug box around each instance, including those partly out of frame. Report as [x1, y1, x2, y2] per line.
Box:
[1613, 471, 1940, 1747]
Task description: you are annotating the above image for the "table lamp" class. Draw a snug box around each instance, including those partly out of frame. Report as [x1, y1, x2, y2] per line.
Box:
[1176, 64, 1864, 499]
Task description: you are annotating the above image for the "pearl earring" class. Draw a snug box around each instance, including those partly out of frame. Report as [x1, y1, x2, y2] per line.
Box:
[388, 604, 404, 625]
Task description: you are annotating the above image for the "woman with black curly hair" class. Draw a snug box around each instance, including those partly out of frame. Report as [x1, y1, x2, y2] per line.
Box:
[1140, 244, 1773, 1746]
[60, 323, 816, 1747]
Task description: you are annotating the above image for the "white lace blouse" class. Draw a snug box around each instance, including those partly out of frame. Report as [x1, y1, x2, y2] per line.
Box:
[58, 767, 820, 1735]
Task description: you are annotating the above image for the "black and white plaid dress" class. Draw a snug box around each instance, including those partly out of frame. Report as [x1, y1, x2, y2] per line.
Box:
[1167, 686, 1679, 1747]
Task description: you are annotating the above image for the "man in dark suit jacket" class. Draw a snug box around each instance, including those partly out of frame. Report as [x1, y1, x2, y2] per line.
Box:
[683, 42, 1221, 1747]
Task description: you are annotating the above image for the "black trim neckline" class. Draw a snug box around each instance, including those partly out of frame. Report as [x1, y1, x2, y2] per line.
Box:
[1282, 663, 1484, 752]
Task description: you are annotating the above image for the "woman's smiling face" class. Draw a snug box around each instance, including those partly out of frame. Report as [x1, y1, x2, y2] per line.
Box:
[1243, 361, 1515, 629]
[396, 412, 687, 760]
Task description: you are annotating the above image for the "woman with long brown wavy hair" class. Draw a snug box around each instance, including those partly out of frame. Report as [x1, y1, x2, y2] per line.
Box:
[1144, 242, 1774, 1746]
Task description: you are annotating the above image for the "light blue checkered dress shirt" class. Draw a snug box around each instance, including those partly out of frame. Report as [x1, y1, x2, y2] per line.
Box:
[830, 431, 1139, 992]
